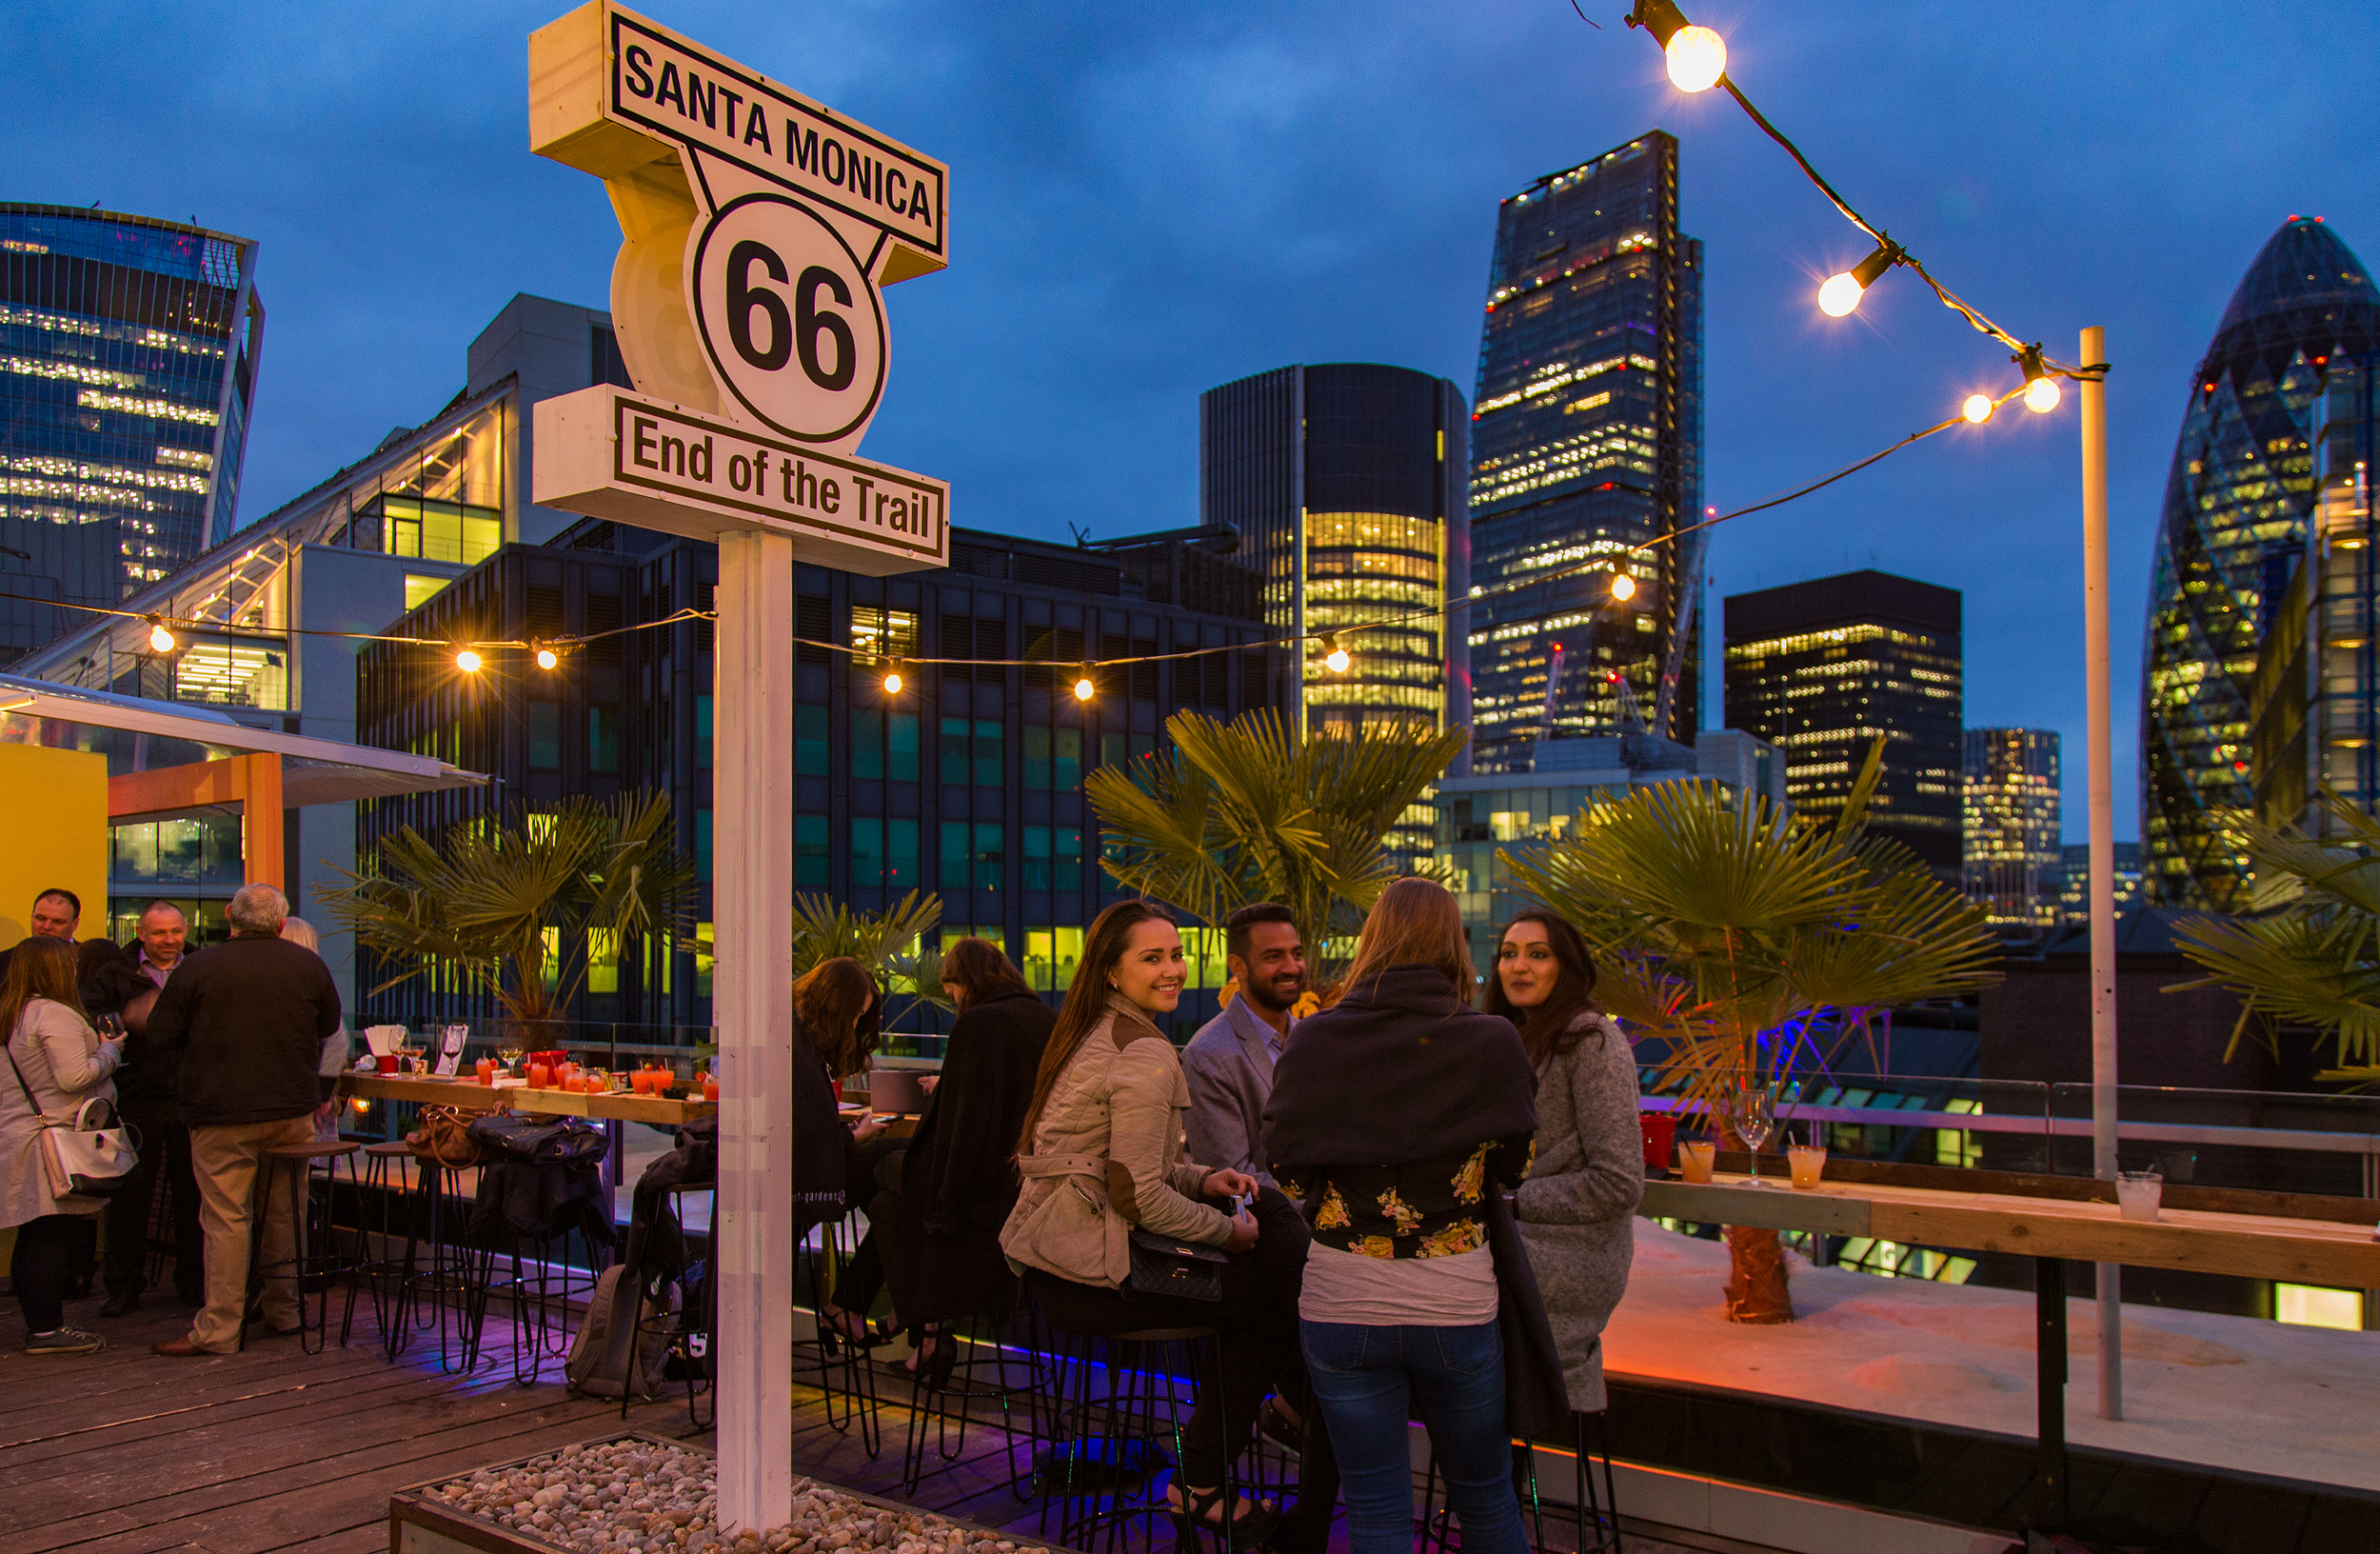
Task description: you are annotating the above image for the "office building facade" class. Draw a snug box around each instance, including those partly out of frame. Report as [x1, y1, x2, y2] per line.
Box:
[1963, 727, 2061, 934]
[17, 293, 631, 998]
[1200, 362, 1470, 741]
[2144, 216, 2380, 907]
[1723, 570, 1963, 877]
[0, 205, 263, 665]
[355, 522, 1292, 1038]
[2055, 842, 2144, 925]
[1467, 132, 1704, 768]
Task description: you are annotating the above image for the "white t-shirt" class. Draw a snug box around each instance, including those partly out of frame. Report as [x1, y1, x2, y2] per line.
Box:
[1298, 1240, 1498, 1326]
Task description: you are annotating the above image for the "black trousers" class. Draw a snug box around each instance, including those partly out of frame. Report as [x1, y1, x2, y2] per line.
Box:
[827, 1138, 909, 1318]
[103, 1095, 203, 1298]
[1029, 1186, 1324, 1495]
[12, 1213, 89, 1332]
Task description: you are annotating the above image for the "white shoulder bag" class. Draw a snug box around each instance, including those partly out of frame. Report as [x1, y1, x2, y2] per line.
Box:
[7, 1042, 139, 1199]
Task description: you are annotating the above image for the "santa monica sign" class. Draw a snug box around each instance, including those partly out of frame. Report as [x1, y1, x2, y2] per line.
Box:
[528, 1, 949, 568]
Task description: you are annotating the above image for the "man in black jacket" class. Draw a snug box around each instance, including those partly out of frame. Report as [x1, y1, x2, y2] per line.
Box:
[144, 884, 342, 1356]
[84, 901, 205, 1317]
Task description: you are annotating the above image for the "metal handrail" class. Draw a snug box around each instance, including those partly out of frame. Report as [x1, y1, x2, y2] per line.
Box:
[1639, 1094, 2380, 1157]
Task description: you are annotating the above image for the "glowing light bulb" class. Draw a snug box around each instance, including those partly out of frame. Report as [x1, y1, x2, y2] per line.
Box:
[455, 648, 483, 673]
[535, 646, 560, 670]
[146, 616, 175, 653]
[1817, 272, 1863, 317]
[883, 670, 903, 695]
[1665, 24, 1726, 91]
[1611, 571, 1637, 602]
[1962, 394, 1993, 425]
[2024, 376, 2061, 414]
[1322, 636, 1351, 673]
[1074, 669, 1096, 702]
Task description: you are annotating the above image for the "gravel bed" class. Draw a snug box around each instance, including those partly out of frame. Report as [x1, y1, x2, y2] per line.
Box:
[420, 1439, 1052, 1554]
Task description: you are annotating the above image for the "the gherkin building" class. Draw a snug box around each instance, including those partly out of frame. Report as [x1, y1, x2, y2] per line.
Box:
[2143, 216, 2380, 908]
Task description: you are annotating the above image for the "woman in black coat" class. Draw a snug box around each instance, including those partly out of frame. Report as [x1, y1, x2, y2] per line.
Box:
[828, 938, 1055, 1381]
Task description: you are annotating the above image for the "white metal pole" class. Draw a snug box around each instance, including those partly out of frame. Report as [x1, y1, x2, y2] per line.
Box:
[712, 528, 797, 1531]
[2081, 325, 2123, 1421]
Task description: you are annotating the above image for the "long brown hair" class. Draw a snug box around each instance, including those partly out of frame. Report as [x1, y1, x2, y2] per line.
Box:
[938, 937, 1033, 1011]
[1339, 877, 1475, 1005]
[0, 937, 90, 1046]
[1482, 907, 1603, 1066]
[793, 957, 881, 1081]
[1015, 901, 1173, 1153]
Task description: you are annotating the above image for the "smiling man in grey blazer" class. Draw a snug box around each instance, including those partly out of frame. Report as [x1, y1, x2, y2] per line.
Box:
[1181, 903, 1307, 1185]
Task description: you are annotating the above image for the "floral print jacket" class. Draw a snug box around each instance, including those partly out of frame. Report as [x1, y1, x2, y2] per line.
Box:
[1276, 1132, 1535, 1261]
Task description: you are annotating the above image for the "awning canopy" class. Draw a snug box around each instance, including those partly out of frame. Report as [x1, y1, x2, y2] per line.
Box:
[0, 673, 486, 807]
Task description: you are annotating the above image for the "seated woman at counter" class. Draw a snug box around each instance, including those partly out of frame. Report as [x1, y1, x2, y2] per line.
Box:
[788, 958, 894, 1347]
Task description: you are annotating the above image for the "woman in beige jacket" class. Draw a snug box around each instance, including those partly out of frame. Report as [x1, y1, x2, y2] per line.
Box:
[1002, 900, 1329, 1549]
[1, 937, 124, 1355]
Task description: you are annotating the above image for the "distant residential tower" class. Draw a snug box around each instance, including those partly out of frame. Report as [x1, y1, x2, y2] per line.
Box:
[1963, 727, 2061, 933]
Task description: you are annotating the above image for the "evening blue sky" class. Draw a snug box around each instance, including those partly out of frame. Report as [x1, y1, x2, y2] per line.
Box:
[9, 1, 2380, 839]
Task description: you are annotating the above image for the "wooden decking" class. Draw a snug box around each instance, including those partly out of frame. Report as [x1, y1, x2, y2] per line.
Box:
[1, 1293, 1748, 1554]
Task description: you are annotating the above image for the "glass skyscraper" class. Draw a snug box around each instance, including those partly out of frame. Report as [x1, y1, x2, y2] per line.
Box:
[1723, 569, 1964, 879]
[0, 205, 263, 666]
[1963, 727, 2061, 934]
[1200, 363, 1470, 742]
[1467, 131, 1703, 771]
[2143, 216, 2380, 907]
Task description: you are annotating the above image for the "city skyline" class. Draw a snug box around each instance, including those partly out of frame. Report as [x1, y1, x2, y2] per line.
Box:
[6, 4, 2379, 841]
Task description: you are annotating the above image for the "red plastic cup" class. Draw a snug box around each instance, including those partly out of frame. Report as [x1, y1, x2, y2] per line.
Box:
[702, 1074, 719, 1103]
[377, 1053, 400, 1075]
[1638, 1111, 1676, 1173]
[526, 1063, 550, 1090]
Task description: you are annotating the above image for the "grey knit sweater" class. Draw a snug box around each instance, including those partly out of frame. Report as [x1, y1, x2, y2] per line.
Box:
[1514, 1012, 1642, 1412]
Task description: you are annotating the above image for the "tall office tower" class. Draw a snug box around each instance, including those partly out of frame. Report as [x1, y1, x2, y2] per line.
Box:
[2056, 842, 2143, 925]
[2144, 216, 2380, 908]
[1200, 362, 1470, 745]
[0, 205, 263, 665]
[1723, 570, 1964, 878]
[1963, 727, 2062, 934]
[1466, 131, 1703, 771]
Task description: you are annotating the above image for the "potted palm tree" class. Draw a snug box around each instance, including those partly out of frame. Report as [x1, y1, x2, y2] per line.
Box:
[325, 791, 698, 1045]
[1087, 707, 1469, 977]
[1499, 739, 2000, 1322]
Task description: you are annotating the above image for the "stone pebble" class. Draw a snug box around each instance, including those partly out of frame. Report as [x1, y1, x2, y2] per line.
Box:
[423, 1439, 1049, 1554]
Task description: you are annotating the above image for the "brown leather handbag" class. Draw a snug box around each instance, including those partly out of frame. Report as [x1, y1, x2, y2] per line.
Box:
[407, 1103, 493, 1167]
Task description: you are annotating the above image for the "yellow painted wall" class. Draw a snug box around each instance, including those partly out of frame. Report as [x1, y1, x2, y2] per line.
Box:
[0, 744, 108, 945]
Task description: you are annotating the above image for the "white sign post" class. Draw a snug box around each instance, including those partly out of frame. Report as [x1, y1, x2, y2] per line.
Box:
[529, 4, 948, 1530]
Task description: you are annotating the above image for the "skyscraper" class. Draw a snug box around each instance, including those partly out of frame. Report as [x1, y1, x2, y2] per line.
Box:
[2144, 216, 2380, 907]
[1723, 570, 1963, 877]
[1200, 362, 1470, 747]
[0, 205, 263, 665]
[1963, 727, 2061, 934]
[1467, 131, 1703, 771]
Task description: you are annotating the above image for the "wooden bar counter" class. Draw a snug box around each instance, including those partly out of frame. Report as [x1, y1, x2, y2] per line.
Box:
[337, 1072, 717, 1128]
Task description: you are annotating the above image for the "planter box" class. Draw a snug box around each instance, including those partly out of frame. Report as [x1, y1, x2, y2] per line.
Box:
[387, 1431, 1032, 1554]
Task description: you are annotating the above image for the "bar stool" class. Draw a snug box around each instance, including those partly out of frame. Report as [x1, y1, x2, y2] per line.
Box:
[897, 1304, 1052, 1499]
[461, 1195, 608, 1385]
[791, 1207, 884, 1458]
[1036, 1319, 1263, 1554]
[248, 1139, 364, 1353]
[1418, 1412, 1619, 1554]
[358, 1141, 476, 1368]
[620, 1181, 714, 1432]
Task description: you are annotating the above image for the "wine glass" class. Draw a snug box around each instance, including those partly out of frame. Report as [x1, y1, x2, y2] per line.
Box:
[496, 1044, 524, 1076]
[1730, 1085, 1777, 1187]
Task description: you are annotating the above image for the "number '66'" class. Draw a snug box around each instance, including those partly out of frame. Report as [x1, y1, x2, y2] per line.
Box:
[727, 239, 856, 392]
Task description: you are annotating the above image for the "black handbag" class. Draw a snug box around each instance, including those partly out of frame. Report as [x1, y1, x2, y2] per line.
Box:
[466, 1113, 609, 1166]
[1121, 1226, 1229, 1303]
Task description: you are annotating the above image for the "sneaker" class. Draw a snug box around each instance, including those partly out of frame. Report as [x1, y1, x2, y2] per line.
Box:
[24, 1327, 106, 1356]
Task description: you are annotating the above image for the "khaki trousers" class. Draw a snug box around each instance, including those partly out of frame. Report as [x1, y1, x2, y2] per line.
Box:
[188, 1114, 320, 1351]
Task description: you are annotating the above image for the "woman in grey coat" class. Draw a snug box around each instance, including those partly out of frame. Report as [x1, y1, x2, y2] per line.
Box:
[1484, 908, 1641, 1413]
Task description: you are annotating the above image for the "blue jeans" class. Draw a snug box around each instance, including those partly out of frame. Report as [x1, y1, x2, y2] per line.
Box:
[1299, 1319, 1527, 1554]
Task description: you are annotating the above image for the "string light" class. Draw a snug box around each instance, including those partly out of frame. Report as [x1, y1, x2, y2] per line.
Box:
[455, 648, 483, 673]
[533, 642, 560, 670]
[1628, 0, 1726, 91]
[1074, 666, 1097, 702]
[1817, 240, 1904, 318]
[145, 614, 175, 653]
[1610, 571, 1637, 602]
[1322, 634, 1351, 673]
[883, 667, 904, 695]
[2019, 345, 2062, 413]
[1962, 394, 1993, 425]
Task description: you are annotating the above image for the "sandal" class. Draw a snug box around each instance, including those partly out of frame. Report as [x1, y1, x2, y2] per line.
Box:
[818, 1305, 885, 1350]
[1167, 1484, 1279, 1548]
[902, 1326, 959, 1390]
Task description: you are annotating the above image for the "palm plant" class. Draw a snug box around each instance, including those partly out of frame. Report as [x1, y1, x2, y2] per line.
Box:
[1499, 738, 2000, 1322]
[325, 790, 698, 1025]
[1086, 708, 1470, 971]
[791, 889, 949, 1031]
[2171, 789, 2380, 1085]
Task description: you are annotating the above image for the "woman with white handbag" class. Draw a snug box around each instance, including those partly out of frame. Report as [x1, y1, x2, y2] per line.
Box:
[2, 936, 125, 1355]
